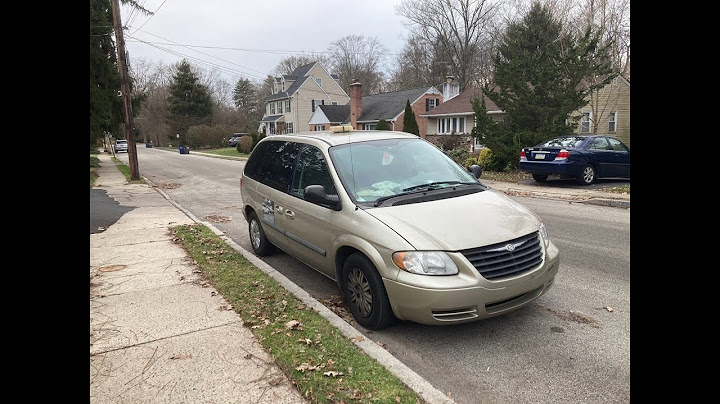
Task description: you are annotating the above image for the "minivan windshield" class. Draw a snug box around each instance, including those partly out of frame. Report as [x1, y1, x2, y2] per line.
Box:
[329, 138, 479, 205]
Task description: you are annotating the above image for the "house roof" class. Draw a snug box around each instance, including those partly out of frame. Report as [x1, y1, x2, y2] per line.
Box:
[314, 86, 440, 124]
[359, 87, 439, 122]
[421, 87, 502, 117]
[266, 62, 319, 102]
[260, 114, 285, 123]
[318, 105, 350, 123]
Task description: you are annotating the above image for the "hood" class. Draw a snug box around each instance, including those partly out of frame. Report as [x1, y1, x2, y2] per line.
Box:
[366, 189, 541, 251]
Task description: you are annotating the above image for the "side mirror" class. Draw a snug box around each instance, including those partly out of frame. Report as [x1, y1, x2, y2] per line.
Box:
[304, 185, 341, 210]
[468, 164, 482, 179]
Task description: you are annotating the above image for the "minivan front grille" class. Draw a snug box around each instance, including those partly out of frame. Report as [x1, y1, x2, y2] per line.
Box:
[460, 232, 543, 280]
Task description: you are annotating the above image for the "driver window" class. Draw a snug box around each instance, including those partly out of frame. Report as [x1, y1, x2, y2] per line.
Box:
[291, 145, 337, 199]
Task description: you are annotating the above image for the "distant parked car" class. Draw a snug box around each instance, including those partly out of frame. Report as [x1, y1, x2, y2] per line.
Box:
[519, 135, 630, 185]
[113, 139, 128, 153]
[228, 133, 248, 147]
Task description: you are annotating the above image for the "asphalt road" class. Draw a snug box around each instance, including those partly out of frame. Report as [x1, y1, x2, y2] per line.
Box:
[105, 147, 630, 404]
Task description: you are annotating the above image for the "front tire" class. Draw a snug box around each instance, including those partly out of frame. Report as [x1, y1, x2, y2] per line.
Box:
[577, 164, 596, 185]
[532, 174, 548, 182]
[341, 253, 397, 330]
[248, 211, 274, 256]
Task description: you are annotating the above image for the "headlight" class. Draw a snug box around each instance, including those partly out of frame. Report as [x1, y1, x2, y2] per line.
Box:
[392, 251, 458, 275]
[539, 223, 550, 246]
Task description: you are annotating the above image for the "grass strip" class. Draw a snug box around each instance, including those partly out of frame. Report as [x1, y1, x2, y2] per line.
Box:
[172, 224, 425, 404]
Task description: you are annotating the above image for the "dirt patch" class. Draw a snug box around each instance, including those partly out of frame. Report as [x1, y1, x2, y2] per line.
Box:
[547, 308, 601, 328]
[206, 214, 231, 223]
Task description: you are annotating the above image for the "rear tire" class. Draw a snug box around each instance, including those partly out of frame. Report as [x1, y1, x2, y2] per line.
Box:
[341, 253, 397, 330]
[577, 164, 596, 185]
[248, 211, 274, 256]
[532, 174, 548, 182]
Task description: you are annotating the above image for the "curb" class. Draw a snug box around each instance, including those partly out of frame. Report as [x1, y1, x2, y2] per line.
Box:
[146, 175, 457, 404]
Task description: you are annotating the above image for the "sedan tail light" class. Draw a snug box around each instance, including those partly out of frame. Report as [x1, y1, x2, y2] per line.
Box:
[519, 150, 527, 161]
[555, 149, 570, 160]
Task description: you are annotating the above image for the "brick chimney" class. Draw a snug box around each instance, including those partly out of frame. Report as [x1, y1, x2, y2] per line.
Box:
[349, 79, 362, 130]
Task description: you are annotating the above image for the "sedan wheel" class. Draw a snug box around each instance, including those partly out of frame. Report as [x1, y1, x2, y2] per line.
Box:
[577, 164, 596, 185]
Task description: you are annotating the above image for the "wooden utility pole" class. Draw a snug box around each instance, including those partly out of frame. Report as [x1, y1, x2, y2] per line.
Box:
[110, 0, 140, 181]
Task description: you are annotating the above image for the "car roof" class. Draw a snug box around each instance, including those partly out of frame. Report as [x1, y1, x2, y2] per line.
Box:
[260, 129, 419, 148]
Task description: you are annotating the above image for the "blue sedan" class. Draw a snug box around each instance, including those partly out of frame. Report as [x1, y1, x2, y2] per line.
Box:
[519, 135, 630, 185]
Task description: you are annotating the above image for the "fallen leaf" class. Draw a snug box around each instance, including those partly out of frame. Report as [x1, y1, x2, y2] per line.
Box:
[604, 306, 614, 312]
[296, 363, 320, 372]
[350, 335, 365, 342]
[285, 320, 303, 330]
[244, 353, 253, 359]
[298, 338, 313, 345]
[211, 291, 218, 296]
[170, 353, 192, 360]
[323, 371, 344, 377]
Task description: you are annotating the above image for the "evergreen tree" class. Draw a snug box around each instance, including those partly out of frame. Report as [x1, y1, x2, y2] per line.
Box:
[167, 59, 213, 142]
[402, 100, 419, 135]
[375, 119, 390, 130]
[232, 78, 257, 112]
[483, 1, 616, 170]
[89, 0, 123, 147]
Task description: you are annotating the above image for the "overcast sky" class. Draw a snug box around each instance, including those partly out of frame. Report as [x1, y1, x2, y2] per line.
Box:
[120, 0, 410, 84]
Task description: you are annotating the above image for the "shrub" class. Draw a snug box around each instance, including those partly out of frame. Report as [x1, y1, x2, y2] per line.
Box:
[237, 136, 253, 154]
[376, 119, 390, 130]
[476, 148, 507, 172]
[445, 147, 469, 166]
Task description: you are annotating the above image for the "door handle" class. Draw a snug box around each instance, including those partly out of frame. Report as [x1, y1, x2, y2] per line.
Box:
[285, 210, 295, 219]
[275, 205, 284, 214]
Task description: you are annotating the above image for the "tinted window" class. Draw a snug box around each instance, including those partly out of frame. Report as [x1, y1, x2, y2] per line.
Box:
[258, 141, 299, 192]
[290, 145, 336, 199]
[243, 141, 269, 180]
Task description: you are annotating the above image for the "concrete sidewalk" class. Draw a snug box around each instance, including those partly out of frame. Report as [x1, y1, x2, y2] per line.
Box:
[90, 152, 456, 404]
[90, 152, 309, 404]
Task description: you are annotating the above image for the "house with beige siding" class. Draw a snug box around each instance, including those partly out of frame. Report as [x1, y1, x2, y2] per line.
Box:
[259, 62, 349, 135]
[422, 77, 504, 152]
[571, 75, 630, 147]
[308, 80, 443, 138]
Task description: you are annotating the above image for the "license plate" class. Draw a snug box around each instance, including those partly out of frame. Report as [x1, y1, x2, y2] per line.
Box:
[535, 153, 545, 160]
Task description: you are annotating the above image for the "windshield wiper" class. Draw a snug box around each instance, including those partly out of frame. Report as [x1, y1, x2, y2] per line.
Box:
[373, 182, 480, 207]
[402, 181, 479, 192]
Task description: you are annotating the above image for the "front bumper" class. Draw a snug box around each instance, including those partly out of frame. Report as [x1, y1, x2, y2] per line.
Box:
[383, 245, 560, 325]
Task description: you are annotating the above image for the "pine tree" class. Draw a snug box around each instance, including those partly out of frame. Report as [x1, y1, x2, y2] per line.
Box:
[402, 100, 419, 135]
[483, 1, 616, 170]
[167, 59, 214, 142]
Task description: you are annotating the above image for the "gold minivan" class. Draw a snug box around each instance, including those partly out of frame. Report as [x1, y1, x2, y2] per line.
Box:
[240, 127, 560, 330]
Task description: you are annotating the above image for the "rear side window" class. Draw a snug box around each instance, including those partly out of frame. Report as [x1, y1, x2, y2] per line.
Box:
[256, 141, 299, 192]
[243, 141, 269, 180]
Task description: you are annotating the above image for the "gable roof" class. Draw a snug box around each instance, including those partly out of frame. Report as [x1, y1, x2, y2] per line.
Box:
[314, 86, 440, 124]
[359, 87, 439, 122]
[266, 62, 318, 102]
[422, 87, 502, 117]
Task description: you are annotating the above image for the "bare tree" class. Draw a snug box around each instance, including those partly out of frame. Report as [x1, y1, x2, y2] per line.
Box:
[388, 34, 450, 90]
[397, 0, 503, 90]
[274, 53, 330, 76]
[326, 35, 388, 95]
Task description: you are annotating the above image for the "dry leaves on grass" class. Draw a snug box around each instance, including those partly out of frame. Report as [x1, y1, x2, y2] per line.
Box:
[205, 214, 231, 223]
